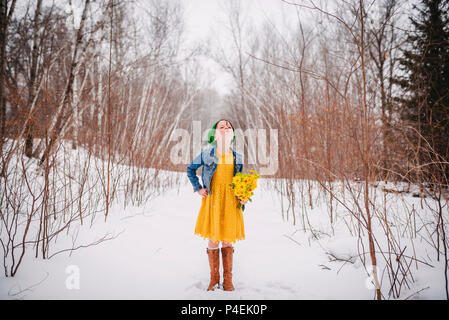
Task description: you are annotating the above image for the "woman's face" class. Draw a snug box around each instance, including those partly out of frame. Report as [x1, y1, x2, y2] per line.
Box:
[214, 120, 234, 144]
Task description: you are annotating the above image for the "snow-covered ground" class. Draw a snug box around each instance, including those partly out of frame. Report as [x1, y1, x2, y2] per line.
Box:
[0, 140, 447, 300]
[0, 176, 446, 300]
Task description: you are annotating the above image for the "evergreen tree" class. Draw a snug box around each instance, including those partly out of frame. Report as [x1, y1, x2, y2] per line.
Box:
[393, 0, 449, 183]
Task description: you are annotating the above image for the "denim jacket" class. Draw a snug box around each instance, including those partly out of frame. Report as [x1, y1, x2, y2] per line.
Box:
[186, 144, 243, 195]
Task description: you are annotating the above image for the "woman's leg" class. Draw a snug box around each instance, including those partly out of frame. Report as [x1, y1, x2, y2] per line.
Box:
[208, 239, 219, 249]
[207, 240, 233, 248]
[221, 241, 233, 248]
[206, 239, 220, 291]
[220, 241, 235, 290]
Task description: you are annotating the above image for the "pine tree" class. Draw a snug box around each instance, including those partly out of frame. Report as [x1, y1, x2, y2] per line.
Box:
[393, 0, 449, 182]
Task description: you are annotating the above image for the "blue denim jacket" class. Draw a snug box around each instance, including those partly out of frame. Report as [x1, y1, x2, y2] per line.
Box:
[186, 144, 243, 195]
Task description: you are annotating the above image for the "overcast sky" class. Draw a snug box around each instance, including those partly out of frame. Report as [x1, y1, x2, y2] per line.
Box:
[177, 0, 417, 96]
[178, 0, 304, 95]
[52, 0, 416, 96]
[49, 0, 300, 96]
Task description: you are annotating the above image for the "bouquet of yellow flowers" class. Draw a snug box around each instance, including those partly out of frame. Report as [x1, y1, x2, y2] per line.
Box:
[229, 169, 260, 212]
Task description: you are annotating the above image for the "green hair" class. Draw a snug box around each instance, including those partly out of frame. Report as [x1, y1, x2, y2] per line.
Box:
[207, 119, 236, 145]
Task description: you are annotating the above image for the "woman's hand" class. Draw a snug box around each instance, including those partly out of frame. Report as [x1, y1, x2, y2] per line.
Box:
[197, 188, 209, 198]
[237, 197, 248, 205]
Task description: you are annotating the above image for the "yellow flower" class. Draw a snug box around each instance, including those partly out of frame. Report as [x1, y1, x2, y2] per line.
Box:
[230, 169, 260, 212]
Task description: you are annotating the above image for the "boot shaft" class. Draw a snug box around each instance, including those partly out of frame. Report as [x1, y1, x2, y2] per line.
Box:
[221, 246, 234, 271]
[206, 248, 220, 291]
[220, 246, 235, 291]
[207, 248, 220, 273]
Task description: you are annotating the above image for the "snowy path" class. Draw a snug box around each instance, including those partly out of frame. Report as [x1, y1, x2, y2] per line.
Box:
[1, 178, 439, 299]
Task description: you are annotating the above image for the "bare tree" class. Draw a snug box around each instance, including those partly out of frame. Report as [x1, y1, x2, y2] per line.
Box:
[0, 0, 16, 161]
[39, 0, 91, 166]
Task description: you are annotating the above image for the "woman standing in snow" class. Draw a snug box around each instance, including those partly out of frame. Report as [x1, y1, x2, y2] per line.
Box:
[186, 119, 246, 291]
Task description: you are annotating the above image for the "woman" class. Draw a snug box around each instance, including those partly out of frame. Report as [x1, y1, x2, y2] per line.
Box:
[186, 119, 247, 291]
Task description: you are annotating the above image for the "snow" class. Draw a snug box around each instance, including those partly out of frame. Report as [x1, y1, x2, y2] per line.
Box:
[0, 141, 447, 300]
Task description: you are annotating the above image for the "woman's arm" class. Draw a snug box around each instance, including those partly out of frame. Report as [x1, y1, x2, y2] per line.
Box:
[186, 152, 204, 193]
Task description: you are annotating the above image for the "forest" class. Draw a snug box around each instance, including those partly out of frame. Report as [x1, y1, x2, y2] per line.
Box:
[0, 0, 448, 300]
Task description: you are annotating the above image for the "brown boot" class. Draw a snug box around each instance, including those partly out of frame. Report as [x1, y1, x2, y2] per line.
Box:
[206, 248, 220, 291]
[221, 246, 235, 291]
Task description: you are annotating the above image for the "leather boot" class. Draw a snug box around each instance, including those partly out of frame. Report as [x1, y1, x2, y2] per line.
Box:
[206, 248, 220, 291]
[221, 246, 235, 291]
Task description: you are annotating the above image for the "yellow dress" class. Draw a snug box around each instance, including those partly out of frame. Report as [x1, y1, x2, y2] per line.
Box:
[194, 150, 245, 244]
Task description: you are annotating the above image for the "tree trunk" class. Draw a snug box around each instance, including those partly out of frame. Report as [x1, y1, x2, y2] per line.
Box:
[39, 0, 91, 166]
[24, 0, 43, 158]
[0, 0, 17, 159]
